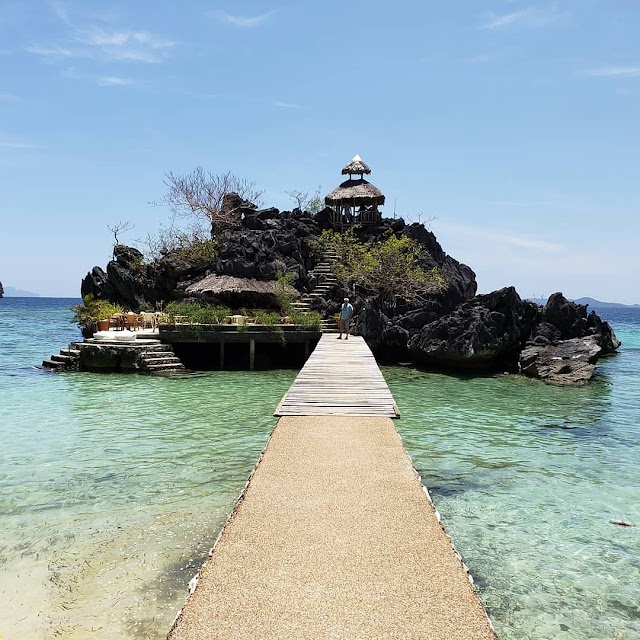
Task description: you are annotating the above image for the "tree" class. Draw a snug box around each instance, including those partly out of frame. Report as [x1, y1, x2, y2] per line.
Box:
[161, 168, 264, 233]
[285, 185, 324, 214]
[107, 220, 135, 246]
[107, 220, 135, 257]
[285, 189, 310, 211]
[314, 229, 445, 302]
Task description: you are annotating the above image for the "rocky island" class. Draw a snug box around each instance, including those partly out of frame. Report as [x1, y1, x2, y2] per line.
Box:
[80, 158, 619, 385]
[0, 280, 3, 298]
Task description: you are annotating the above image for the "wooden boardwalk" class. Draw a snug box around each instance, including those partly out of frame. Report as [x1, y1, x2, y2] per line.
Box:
[275, 334, 399, 418]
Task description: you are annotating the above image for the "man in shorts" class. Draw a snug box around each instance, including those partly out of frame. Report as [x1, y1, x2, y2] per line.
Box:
[338, 297, 353, 340]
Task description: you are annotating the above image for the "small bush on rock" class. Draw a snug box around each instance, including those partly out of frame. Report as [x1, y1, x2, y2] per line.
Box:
[314, 230, 445, 302]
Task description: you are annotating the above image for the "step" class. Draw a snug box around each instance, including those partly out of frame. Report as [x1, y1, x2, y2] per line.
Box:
[144, 357, 182, 365]
[42, 359, 64, 369]
[60, 348, 80, 357]
[146, 363, 186, 372]
[51, 354, 71, 363]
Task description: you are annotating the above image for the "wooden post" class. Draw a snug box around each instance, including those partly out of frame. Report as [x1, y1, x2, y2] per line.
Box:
[220, 341, 225, 370]
[304, 340, 310, 359]
[249, 339, 255, 371]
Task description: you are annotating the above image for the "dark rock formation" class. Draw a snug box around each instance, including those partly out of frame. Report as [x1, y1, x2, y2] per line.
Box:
[513, 293, 621, 385]
[215, 210, 318, 286]
[350, 222, 478, 358]
[79, 200, 619, 384]
[408, 287, 539, 370]
[519, 337, 602, 386]
[0, 280, 3, 298]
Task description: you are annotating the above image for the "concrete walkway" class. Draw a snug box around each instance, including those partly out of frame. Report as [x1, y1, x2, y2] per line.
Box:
[168, 417, 495, 639]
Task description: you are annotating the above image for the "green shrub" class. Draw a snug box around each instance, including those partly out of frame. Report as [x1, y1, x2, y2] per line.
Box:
[291, 311, 322, 331]
[254, 311, 282, 325]
[313, 230, 446, 302]
[275, 271, 296, 313]
[71, 295, 123, 328]
[164, 301, 231, 324]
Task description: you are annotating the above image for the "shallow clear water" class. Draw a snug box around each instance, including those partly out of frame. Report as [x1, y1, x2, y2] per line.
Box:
[0, 298, 295, 638]
[0, 298, 638, 639]
[386, 311, 640, 640]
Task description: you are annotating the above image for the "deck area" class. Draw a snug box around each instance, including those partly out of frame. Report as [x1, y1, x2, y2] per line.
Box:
[275, 334, 399, 417]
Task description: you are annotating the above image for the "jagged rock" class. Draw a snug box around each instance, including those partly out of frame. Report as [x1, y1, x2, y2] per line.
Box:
[403, 223, 477, 314]
[533, 293, 620, 355]
[528, 322, 562, 346]
[81, 266, 117, 301]
[408, 287, 540, 369]
[519, 337, 602, 386]
[214, 216, 317, 286]
[587, 311, 621, 354]
[352, 299, 392, 352]
[0, 280, 4, 298]
[542, 293, 589, 338]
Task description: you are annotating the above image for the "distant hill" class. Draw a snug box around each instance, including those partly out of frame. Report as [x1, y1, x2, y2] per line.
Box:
[2, 286, 40, 297]
[573, 297, 640, 309]
[527, 296, 639, 308]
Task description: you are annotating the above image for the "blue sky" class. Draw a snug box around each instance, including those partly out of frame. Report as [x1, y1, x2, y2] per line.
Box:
[1, 1, 639, 302]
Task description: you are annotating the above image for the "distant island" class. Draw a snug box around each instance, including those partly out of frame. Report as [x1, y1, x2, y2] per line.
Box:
[573, 297, 640, 309]
[529, 296, 639, 309]
[1, 285, 40, 297]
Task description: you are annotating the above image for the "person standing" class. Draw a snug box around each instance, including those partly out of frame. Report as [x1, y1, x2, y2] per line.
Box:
[338, 297, 354, 340]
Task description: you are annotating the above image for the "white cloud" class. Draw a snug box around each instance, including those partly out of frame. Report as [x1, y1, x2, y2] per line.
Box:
[97, 76, 133, 87]
[437, 221, 563, 254]
[80, 29, 175, 63]
[48, 0, 72, 26]
[0, 136, 39, 149]
[24, 45, 75, 58]
[581, 66, 640, 78]
[26, 28, 175, 65]
[479, 7, 567, 30]
[274, 101, 301, 109]
[83, 30, 173, 49]
[215, 11, 274, 28]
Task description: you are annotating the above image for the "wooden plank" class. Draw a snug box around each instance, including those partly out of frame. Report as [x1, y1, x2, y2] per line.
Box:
[275, 335, 399, 418]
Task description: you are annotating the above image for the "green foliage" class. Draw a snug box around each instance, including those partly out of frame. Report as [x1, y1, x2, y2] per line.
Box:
[165, 301, 231, 324]
[291, 310, 322, 331]
[313, 230, 445, 301]
[71, 295, 123, 328]
[173, 238, 218, 268]
[275, 271, 296, 313]
[307, 185, 324, 214]
[254, 311, 282, 325]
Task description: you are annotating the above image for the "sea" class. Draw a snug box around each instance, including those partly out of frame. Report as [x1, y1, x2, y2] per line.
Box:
[0, 297, 638, 639]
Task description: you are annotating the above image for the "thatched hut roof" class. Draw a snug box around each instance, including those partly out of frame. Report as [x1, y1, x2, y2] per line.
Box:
[341, 154, 371, 176]
[324, 178, 385, 206]
[186, 275, 296, 297]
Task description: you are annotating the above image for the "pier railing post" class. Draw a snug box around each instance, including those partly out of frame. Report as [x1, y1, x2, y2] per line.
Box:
[249, 338, 255, 371]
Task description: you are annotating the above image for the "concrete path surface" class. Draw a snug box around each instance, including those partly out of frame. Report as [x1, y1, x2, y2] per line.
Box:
[168, 416, 495, 640]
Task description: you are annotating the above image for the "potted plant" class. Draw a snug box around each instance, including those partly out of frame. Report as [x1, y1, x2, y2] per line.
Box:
[71, 296, 123, 337]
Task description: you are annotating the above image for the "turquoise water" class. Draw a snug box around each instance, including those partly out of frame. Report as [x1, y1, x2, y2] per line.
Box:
[1, 298, 639, 639]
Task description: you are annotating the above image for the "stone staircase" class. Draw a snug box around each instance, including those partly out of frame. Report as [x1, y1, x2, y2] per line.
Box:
[137, 345, 186, 374]
[42, 343, 81, 371]
[291, 251, 340, 333]
[43, 336, 186, 374]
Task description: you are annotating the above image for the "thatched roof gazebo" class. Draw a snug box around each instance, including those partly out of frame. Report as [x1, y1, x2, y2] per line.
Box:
[325, 155, 384, 227]
[186, 274, 296, 309]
